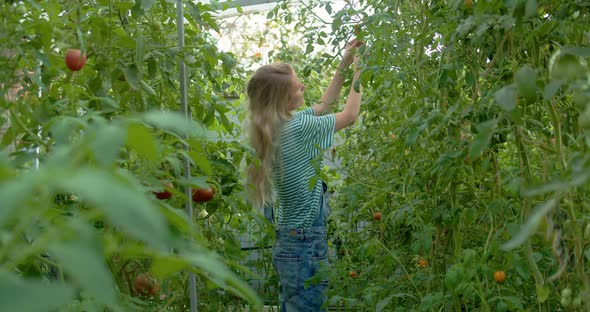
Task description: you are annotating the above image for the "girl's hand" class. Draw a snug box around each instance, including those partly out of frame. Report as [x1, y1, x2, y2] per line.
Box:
[342, 39, 362, 68]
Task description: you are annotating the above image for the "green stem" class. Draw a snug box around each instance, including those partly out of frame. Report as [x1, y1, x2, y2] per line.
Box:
[547, 100, 566, 170]
[376, 240, 421, 297]
[513, 127, 544, 287]
[8, 107, 48, 151]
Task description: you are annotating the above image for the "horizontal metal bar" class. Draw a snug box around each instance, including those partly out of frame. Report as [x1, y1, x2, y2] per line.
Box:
[214, 0, 278, 9]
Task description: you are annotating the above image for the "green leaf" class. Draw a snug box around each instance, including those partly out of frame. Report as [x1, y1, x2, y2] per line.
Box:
[151, 255, 189, 279]
[503, 295, 524, 310]
[114, 0, 135, 11]
[98, 96, 120, 112]
[543, 79, 564, 101]
[522, 179, 569, 197]
[525, 0, 538, 18]
[501, 198, 558, 251]
[354, 78, 361, 93]
[514, 65, 537, 102]
[159, 202, 192, 234]
[217, 111, 234, 133]
[376, 295, 393, 312]
[141, 0, 155, 10]
[58, 168, 171, 249]
[125, 64, 140, 89]
[189, 148, 213, 176]
[0, 175, 36, 226]
[469, 119, 497, 158]
[90, 123, 126, 167]
[127, 123, 158, 162]
[49, 117, 86, 145]
[49, 221, 119, 308]
[181, 249, 262, 310]
[420, 292, 444, 311]
[0, 126, 16, 148]
[0, 271, 75, 312]
[308, 175, 319, 191]
[494, 84, 517, 111]
[550, 52, 585, 81]
[140, 111, 208, 138]
[537, 285, 551, 303]
[178, 175, 210, 189]
[140, 80, 156, 97]
[562, 47, 590, 57]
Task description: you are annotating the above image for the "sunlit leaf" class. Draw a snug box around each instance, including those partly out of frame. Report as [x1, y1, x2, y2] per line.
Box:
[181, 249, 263, 310]
[58, 168, 171, 249]
[469, 119, 497, 158]
[49, 221, 119, 308]
[139, 111, 208, 138]
[514, 65, 537, 102]
[502, 198, 558, 251]
[0, 175, 36, 226]
[90, 123, 126, 167]
[189, 144, 212, 176]
[151, 255, 189, 279]
[127, 123, 158, 162]
[494, 84, 517, 111]
[141, 0, 155, 11]
[0, 271, 75, 312]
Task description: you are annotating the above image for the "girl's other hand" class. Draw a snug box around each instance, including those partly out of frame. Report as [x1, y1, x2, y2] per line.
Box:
[342, 38, 362, 67]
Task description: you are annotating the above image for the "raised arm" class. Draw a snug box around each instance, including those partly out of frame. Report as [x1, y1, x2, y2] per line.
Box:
[334, 55, 361, 131]
[313, 39, 362, 116]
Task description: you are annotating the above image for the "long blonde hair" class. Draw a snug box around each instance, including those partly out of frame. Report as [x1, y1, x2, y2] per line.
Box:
[246, 63, 294, 208]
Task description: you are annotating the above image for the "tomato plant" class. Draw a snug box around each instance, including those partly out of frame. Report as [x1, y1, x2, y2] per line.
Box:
[270, 0, 590, 310]
[0, 1, 261, 311]
[2, 0, 590, 311]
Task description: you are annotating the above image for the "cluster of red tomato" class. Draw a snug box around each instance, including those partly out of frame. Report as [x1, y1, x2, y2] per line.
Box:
[64, 49, 216, 204]
[153, 181, 215, 203]
[133, 273, 160, 297]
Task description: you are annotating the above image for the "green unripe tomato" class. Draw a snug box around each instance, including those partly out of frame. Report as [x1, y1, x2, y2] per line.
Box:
[15, 4, 26, 15]
[562, 288, 572, 299]
[572, 296, 582, 307]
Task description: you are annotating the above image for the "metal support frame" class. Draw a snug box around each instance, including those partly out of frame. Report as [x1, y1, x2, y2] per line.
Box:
[213, 0, 278, 9]
[176, 1, 198, 311]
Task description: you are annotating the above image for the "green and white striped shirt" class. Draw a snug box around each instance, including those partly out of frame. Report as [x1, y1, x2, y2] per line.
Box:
[272, 107, 336, 228]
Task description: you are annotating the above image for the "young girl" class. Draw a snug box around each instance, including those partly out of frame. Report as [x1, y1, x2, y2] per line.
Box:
[246, 39, 362, 311]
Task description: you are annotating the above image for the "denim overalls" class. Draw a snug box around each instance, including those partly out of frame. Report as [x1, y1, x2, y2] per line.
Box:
[265, 182, 331, 311]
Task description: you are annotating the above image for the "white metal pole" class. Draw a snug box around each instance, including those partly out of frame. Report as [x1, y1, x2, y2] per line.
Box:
[176, 1, 198, 311]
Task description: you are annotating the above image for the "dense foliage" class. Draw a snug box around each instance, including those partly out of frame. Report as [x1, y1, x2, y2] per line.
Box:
[1, 0, 589, 311]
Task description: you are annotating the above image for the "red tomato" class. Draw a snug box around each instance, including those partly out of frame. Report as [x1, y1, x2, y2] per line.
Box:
[149, 282, 161, 296]
[192, 187, 215, 203]
[153, 182, 173, 200]
[494, 270, 506, 283]
[418, 259, 428, 268]
[372, 211, 382, 221]
[65, 49, 87, 71]
[133, 273, 151, 295]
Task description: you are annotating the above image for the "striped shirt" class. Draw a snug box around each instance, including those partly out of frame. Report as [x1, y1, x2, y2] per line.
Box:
[272, 107, 336, 228]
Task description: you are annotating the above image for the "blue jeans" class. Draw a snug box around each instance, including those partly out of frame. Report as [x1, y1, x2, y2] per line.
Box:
[271, 183, 330, 311]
